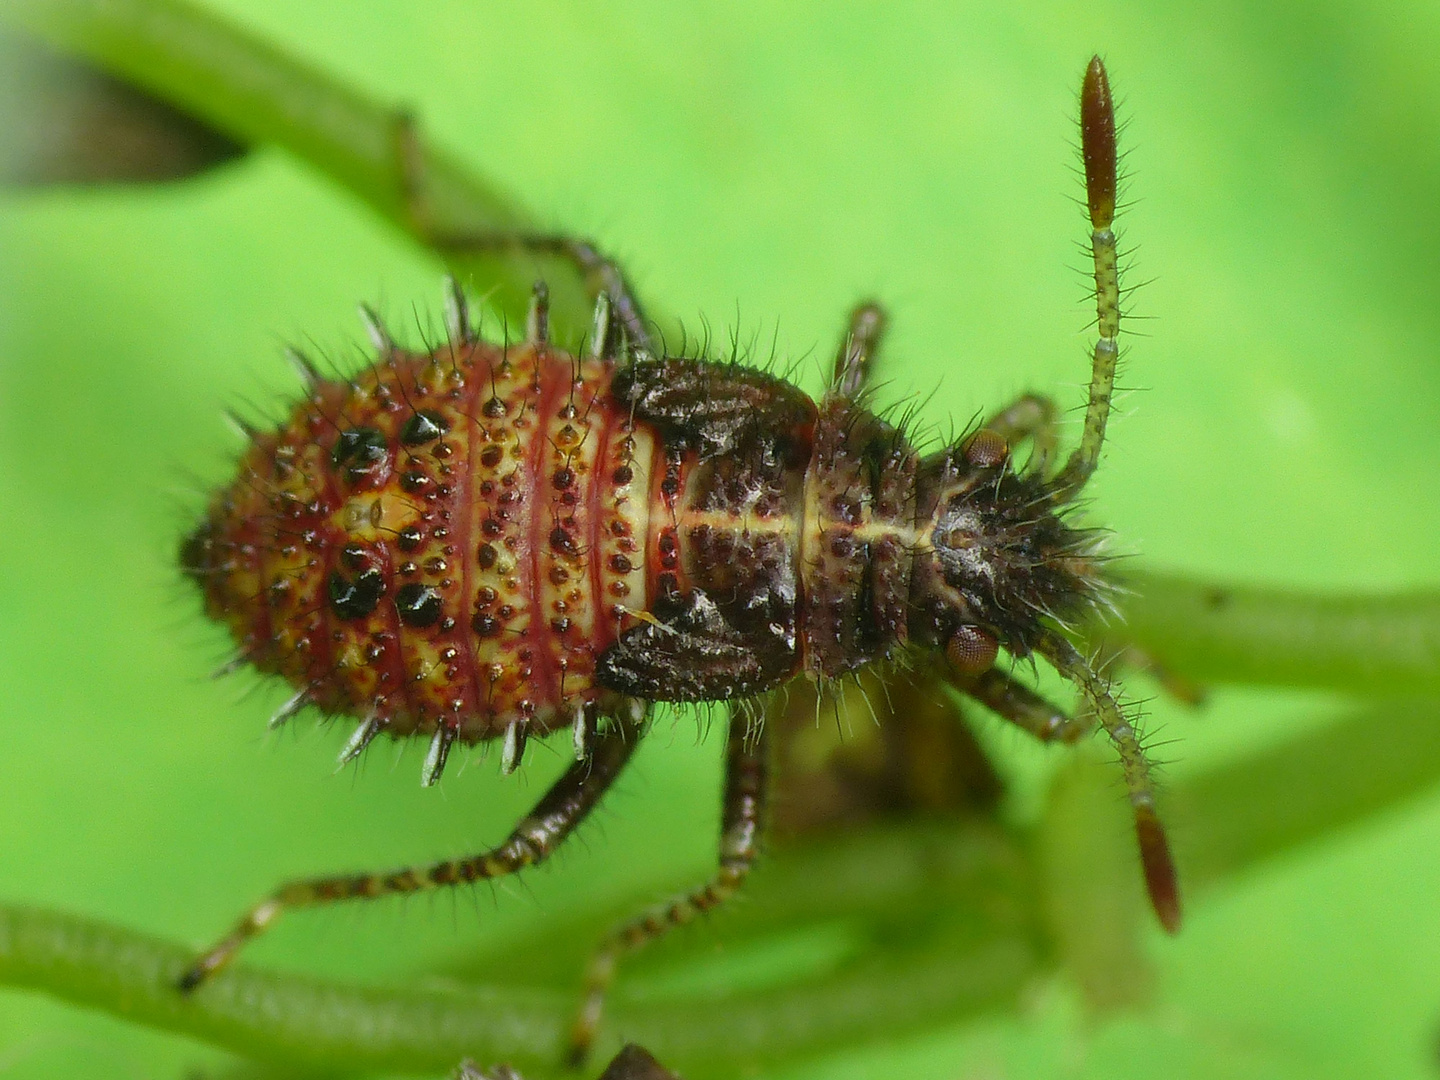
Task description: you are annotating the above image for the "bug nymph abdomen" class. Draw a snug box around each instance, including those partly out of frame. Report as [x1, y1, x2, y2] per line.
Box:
[182, 339, 661, 771]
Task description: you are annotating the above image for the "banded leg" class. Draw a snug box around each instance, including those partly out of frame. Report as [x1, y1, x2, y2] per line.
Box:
[1104, 641, 1209, 707]
[829, 301, 887, 400]
[953, 665, 1089, 745]
[1055, 56, 1120, 498]
[1035, 628, 1181, 934]
[568, 710, 770, 1064]
[392, 113, 652, 356]
[766, 665, 1003, 838]
[178, 712, 646, 992]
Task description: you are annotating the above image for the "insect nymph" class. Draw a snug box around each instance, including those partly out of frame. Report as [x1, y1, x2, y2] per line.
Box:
[177, 57, 1177, 1061]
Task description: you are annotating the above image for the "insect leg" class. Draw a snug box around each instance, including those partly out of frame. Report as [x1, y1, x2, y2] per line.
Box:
[766, 666, 1003, 837]
[950, 664, 1090, 745]
[391, 111, 652, 355]
[829, 300, 887, 399]
[568, 709, 769, 1065]
[1034, 628, 1181, 934]
[1054, 56, 1120, 497]
[1098, 640, 1209, 707]
[177, 709, 646, 992]
[598, 588, 799, 701]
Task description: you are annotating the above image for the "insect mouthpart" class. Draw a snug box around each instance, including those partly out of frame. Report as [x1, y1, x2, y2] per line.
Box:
[911, 438, 1109, 659]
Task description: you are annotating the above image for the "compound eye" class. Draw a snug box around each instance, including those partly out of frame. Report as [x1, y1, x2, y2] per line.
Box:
[962, 428, 1009, 469]
[946, 625, 999, 676]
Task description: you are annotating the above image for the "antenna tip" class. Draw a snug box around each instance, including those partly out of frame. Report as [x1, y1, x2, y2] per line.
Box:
[1081, 56, 1117, 229]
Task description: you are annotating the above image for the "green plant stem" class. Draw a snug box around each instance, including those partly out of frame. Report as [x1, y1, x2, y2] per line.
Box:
[0, 904, 562, 1074]
[6, 697, 1440, 1074]
[1173, 697, 1440, 890]
[1123, 569, 1440, 696]
[0, 824, 1043, 1077]
[7, 0, 1440, 1073]
[2, 0, 594, 332]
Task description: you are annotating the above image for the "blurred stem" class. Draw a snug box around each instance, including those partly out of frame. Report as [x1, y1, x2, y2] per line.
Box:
[1123, 569, 1440, 696]
[0, 823, 1043, 1077]
[0, 902, 563, 1075]
[1172, 697, 1440, 890]
[5, 697, 1440, 1073]
[3, 0, 598, 335]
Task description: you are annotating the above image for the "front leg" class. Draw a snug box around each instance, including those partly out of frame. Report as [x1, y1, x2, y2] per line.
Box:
[947, 663, 1089, 745]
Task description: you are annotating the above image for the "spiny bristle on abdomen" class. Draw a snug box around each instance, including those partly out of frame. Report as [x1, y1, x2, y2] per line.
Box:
[182, 341, 658, 757]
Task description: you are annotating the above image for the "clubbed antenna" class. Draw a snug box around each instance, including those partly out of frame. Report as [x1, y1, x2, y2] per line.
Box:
[1037, 628, 1181, 933]
[1055, 55, 1120, 497]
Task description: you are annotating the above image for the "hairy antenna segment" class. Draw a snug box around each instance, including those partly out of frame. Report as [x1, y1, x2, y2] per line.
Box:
[1080, 55, 1117, 228]
[1056, 55, 1121, 497]
[1038, 629, 1181, 933]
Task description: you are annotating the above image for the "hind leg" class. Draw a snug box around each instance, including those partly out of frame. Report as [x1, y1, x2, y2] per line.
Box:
[178, 711, 646, 991]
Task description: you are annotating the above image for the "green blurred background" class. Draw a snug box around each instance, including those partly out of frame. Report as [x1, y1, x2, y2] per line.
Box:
[3, 1, 1440, 1077]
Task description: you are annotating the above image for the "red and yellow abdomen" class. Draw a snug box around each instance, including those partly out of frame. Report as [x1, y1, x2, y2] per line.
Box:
[186, 341, 660, 747]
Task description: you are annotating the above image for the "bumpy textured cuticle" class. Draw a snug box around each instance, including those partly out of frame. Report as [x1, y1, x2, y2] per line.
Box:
[186, 341, 656, 748]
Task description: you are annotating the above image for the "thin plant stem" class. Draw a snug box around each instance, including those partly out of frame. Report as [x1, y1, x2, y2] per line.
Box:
[0, 821, 1042, 1077]
[2, 699, 1439, 1073]
[5, 0, 619, 337]
[1122, 569, 1440, 696]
